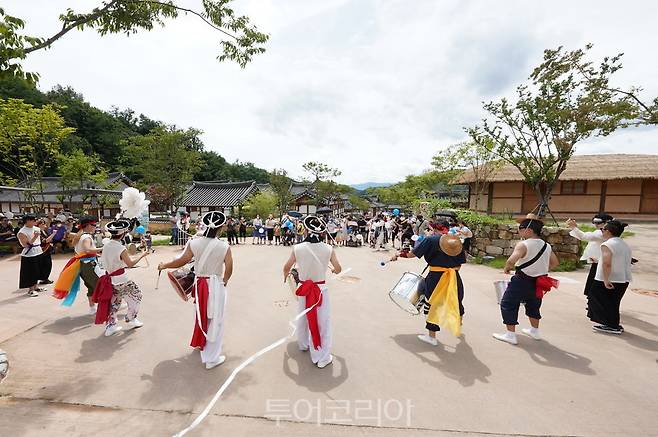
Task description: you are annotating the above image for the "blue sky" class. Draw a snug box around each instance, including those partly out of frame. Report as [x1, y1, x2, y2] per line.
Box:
[7, 0, 658, 183]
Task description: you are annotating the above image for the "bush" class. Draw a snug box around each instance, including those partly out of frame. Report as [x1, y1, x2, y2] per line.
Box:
[455, 209, 512, 227]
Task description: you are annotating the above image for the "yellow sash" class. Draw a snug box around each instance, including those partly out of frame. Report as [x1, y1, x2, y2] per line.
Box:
[426, 266, 461, 337]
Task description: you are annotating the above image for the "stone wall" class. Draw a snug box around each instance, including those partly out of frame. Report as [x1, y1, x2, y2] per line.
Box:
[471, 224, 581, 261]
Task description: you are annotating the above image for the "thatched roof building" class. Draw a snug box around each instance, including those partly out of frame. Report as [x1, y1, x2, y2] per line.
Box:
[455, 154, 658, 217]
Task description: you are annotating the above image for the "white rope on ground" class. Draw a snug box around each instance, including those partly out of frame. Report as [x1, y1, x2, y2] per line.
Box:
[172, 268, 351, 437]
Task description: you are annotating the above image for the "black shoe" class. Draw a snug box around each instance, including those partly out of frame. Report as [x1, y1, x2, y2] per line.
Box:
[593, 325, 623, 335]
[39, 280, 53, 285]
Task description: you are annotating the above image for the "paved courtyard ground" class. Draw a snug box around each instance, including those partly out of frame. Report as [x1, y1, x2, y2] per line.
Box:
[1, 236, 657, 436]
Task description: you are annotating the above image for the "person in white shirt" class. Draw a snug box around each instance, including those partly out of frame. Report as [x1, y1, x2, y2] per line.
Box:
[588, 220, 633, 335]
[566, 213, 613, 298]
[94, 219, 149, 337]
[493, 215, 559, 345]
[17, 214, 44, 297]
[159, 211, 234, 369]
[283, 215, 342, 369]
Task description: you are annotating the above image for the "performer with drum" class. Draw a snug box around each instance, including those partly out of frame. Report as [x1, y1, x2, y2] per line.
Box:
[390, 232, 465, 346]
[93, 219, 149, 337]
[158, 211, 234, 370]
[283, 215, 342, 369]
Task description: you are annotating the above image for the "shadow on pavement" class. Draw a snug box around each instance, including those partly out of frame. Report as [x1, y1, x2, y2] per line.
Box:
[39, 376, 105, 402]
[282, 342, 349, 392]
[0, 294, 34, 307]
[75, 329, 136, 363]
[139, 352, 254, 410]
[42, 315, 93, 336]
[391, 334, 491, 387]
[521, 338, 596, 375]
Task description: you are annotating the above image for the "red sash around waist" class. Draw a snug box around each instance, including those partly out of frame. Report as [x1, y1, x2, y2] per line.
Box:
[296, 280, 325, 350]
[92, 268, 126, 325]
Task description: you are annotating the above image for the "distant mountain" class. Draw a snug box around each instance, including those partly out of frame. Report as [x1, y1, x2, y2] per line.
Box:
[349, 182, 393, 191]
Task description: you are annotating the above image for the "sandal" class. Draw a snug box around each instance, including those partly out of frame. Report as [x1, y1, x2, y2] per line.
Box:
[27, 290, 39, 297]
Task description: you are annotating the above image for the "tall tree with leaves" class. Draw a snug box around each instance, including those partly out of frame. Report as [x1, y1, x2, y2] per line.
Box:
[57, 149, 108, 204]
[0, 2, 268, 82]
[467, 45, 637, 217]
[269, 169, 293, 215]
[0, 98, 73, 208]
[123, 127, 201, 210]
[433, 141, 501, 211]
[302, 162, 342, 206]
[533, 44, 657, 126]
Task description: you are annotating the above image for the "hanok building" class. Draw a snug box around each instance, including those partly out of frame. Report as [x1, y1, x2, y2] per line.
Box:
[179, 180, 259, 219]
[0, 172, 132, 218]
[456, 154, 658, 218]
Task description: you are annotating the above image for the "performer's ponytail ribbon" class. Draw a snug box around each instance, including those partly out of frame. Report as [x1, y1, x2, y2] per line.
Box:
[52, 252, 97, 306]
[91, 268, 126, 325]
[535, 275, 560, 299]
[427, 266, 462, 337]
[295, 279, 325, 349]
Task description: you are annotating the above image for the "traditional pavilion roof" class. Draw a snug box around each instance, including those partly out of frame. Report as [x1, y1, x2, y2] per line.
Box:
[181, 180, 257, 207]
[0, 172, 131, 203]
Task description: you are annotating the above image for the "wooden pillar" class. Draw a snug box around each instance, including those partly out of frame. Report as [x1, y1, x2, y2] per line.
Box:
[487, 183, 494, 215]
[599, 180, 607, 213]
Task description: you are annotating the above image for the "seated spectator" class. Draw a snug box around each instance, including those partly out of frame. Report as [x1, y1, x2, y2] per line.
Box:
[0, 216, 17, 243]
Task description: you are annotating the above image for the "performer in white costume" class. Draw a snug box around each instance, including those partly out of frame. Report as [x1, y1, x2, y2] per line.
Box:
[283, 215, 342, 369]
[159, 211, 233, 370]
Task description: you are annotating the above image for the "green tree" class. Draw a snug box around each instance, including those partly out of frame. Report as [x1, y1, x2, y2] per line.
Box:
[302, 162, 342, 183]
[123, 127, 201, 210]
[348, 194, 370, 213]
[57, 149, 108, 204]
[269, 169, 293, 215]
[0, 98, 73, 207]
[243, 191, 276, 219]
[467, 45, 637, 217]
[433, 141, 501, 211]
[532, 44, 657, 126]
[0, 1, 268, 82]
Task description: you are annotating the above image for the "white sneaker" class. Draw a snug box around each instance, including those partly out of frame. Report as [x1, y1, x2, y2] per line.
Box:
[522, 328, 542, 340]
[88, 305, 97, 315]
[104, 325, 123, 337]
[317, 355, 333, 369]
[205, 355, 226, 370]
[417, 334, 439, 346]
[493, 332, 518, 345]
[298, 345, 309, 352]
[127, 319, 144, 330]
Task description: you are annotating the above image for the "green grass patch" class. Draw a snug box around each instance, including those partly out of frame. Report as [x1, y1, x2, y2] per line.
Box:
[152, 239, 171, 247]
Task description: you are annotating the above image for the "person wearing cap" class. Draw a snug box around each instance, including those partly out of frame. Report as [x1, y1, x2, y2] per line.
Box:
[53, 216, 104, 312]
[17, 214, 44, 297]
[566, 213, 613, 299]
[493, 214, 559, 345]
[93, 219, 148, 337]
[391, 231, 466, 345]
[588, 220, 633, 334]
[283, 215, 342, 369]
[158, 211, 234, 369]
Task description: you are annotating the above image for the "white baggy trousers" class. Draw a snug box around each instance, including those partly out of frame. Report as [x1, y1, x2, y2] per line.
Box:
[199, 277, 226, 364]
[296, 285, 331, 364]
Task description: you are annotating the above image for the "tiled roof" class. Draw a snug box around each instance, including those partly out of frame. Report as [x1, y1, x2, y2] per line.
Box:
[181, 181, 257, 207]
[0, 173, 131, 203]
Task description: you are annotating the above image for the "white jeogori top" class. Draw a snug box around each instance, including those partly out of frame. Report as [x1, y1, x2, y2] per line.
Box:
[75, 233, 95, 255]
[570, 227, 604, 263]
[100, 239, 129, 285]
[190, 237, 228, 276]
[595, 237, 632, 283]
[515, 239, 552, 277]
[294, 241, 332, 282]
[18, 226, 42, 257]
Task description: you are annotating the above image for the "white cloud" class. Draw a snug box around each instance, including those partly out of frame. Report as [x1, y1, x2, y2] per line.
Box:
[6, 0, 658, 183]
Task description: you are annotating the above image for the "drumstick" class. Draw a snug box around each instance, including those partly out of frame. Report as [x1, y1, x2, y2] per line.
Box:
[156, 270, 162, 290]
